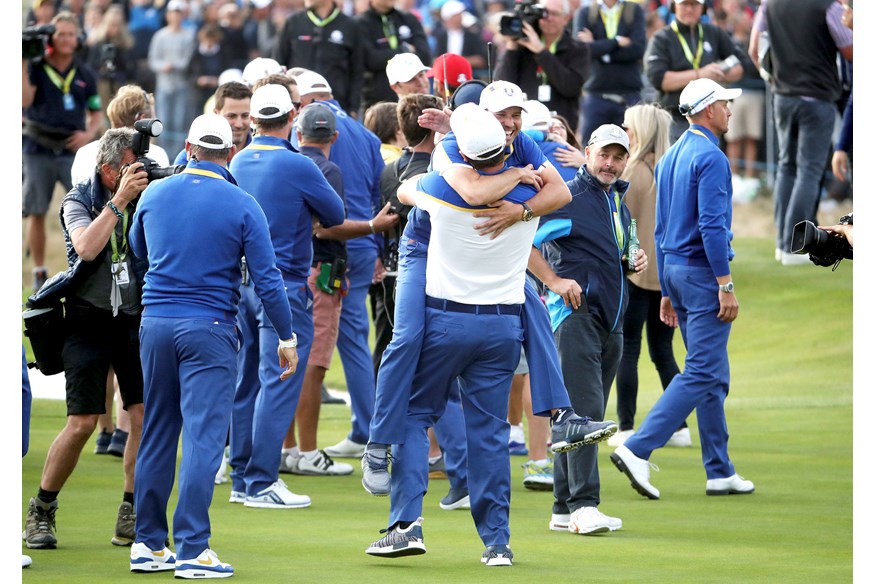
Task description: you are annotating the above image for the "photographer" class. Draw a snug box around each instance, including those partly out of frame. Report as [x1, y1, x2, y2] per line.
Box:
[23, 11, 103, 293]
[24, 128, 148, 552]
[495, 0, 590, 135]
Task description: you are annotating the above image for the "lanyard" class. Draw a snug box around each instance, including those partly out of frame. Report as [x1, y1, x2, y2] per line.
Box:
[307, 7, 340, 28]
[182, 167, 226, 180]
[381, 15, 398, 50]
[608, 188, 624, 251]
[110, 209, 129, 263]
[537, 38, 560, 84]
[600, 4, 622, 39]
[43, 64, 77, 95]
[671, 21, 704, 70]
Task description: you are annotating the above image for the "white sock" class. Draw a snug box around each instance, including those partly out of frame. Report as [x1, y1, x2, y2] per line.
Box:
[301, 449, 319, 461]
[530, 458, 549, 466]
[282, 447, 300, 458]
[428, 455, 441, 464]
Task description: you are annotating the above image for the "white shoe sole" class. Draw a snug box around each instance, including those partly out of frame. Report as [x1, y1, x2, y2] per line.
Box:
[130, 562, 175, 573]
[551, 423, 618, 453]
[706, 487, 755, 496]
[610, 451, 660, 500]
[174, 568, 233, 579]
[569, 524, 610, 535]
[365, 542, 426, 557]
[243, 499, 311, 509]
[439, 495, 470, 510]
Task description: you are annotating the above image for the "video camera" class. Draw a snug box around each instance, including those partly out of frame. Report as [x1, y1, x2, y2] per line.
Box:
[500, 0, 546, 40]
[23, 24, 55, 61]
[790, 213, 853, 270]
[132, 119, 185, 182]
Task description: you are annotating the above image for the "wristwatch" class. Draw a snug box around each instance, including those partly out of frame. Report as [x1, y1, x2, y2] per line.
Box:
[718, 282, 734, 293]
[521, 202, 534, 222]
[279, 333, 298, 349]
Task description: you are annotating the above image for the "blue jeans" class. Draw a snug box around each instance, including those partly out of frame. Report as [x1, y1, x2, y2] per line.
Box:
[624, 263, 735, 480]
[230, 278, 313, 495]
[772, 94, 837, 252]
[135, 316, 238, 561]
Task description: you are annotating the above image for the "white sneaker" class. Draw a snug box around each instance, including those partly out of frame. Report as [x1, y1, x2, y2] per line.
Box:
[279, 449, 301, 474]
[228, 491, 245, 504]
[706, 473, 755, 496]
[775, 248, 783, 262]
[548, 513, 570, 532]
[324, 438, 366, 458]
[293, 450, 354, 476]
[607, 429, 635, 448]
[568, 507, 622, 535]
[130, 542, 176, 572]
[214, 448, 229, 485]
[666, 428, 692, 448]
[610, 444, 660, 500]
[243, 479, 311, 509]
[174, 548, 233, 579]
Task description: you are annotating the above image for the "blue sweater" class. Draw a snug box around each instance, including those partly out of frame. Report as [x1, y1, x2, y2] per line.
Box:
[654, 124, 734, 293]
[129, 159, 293, 338]
[230, 136, 345, 281]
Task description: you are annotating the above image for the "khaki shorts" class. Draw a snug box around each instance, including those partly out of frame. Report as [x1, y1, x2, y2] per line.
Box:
[725, 90, 765, 142]
[306, 264, 343, 370]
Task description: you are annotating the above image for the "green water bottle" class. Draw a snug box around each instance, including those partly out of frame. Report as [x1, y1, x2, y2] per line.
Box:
[627, 219, 640, 272]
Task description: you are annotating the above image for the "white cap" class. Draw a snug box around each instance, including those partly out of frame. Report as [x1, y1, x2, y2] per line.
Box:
[522, 100, 552, 131]
[166, 0, 187, 12]
[295, 70, 333, 96]
[187, 113, 233, 149]
[440, 0, 466, 20]
[242, 57, 284, 87]
[479, 80, 528, 113]
[218, 68, 244, 86]
[386, 53, 430, 85]
[450, 103, 506, 162]
[587, 124, 630, 154]
[250, 84, 293, 119]
[678, 78, 742, 117]
[251, 0, 273, 7]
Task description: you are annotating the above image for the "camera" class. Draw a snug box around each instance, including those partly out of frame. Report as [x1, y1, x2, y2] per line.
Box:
[719, 54, 740, 73]
[500, 0, 546, 39]
[23, 24, 55, 61]
[132, 119, 185, 182]
[790, 213, 853, 269]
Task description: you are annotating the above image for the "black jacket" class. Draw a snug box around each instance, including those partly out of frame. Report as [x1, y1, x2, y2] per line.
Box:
[573, 1, 647, 94]
[274, 9, 364, 114]
[356, 7, 431, 111]
[495, 32, 589, 133]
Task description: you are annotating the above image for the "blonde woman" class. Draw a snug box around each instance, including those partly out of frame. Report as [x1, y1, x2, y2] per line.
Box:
[609, 103, 689, 448]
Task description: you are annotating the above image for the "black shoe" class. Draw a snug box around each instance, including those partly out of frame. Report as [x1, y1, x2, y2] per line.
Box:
[321, 384, 345, 404]
[551, 412, 618, 453]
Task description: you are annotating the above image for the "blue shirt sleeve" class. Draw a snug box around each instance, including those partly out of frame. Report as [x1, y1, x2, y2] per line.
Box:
[301, 158, 346, 228]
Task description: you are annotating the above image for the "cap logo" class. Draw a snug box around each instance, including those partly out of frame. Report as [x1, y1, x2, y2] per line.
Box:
[504, 87, 514, 96]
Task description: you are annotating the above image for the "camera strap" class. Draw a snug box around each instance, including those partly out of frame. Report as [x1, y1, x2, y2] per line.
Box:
[670, 21, 703, 69]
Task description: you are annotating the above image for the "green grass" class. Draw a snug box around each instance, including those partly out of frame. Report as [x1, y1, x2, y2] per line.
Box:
[21, 237, 853, 582]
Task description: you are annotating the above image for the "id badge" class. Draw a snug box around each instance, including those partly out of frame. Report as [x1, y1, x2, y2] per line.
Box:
[112, 261, 130, 287]
[538, 84, 552, 102]
[63, 93, 75, 111]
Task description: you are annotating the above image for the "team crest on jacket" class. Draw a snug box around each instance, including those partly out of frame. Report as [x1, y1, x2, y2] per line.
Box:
[330, 30, 344, 43]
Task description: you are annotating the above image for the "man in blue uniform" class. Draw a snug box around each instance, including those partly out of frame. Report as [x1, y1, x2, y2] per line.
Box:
[365, 104, 538, 566]
[294, 71, 385, 459]
[129, 114, 300, 578]
[228, 84, 346, 508]
[611, 78, 754, 500]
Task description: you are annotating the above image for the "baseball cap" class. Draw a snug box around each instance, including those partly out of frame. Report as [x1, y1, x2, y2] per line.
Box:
[429, 53, 472, 89]
[440, 0, 466, 20]
[295, 70, 333, 96]
[298, 102, 337, 138]
[242, 57, 285, 87]
[587, 124, 630, 154]
[218, 68, 244, 86]
[479, 80, 528, 113]
[522, 100, 552, 132]
[450, 103, 506, 162]
[250, 83, 293, 119]
[166, 0, 187, 12]
[386, 53, 430, 85]
[187, 113, 233, 149]
[678, 78, 742, 117]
